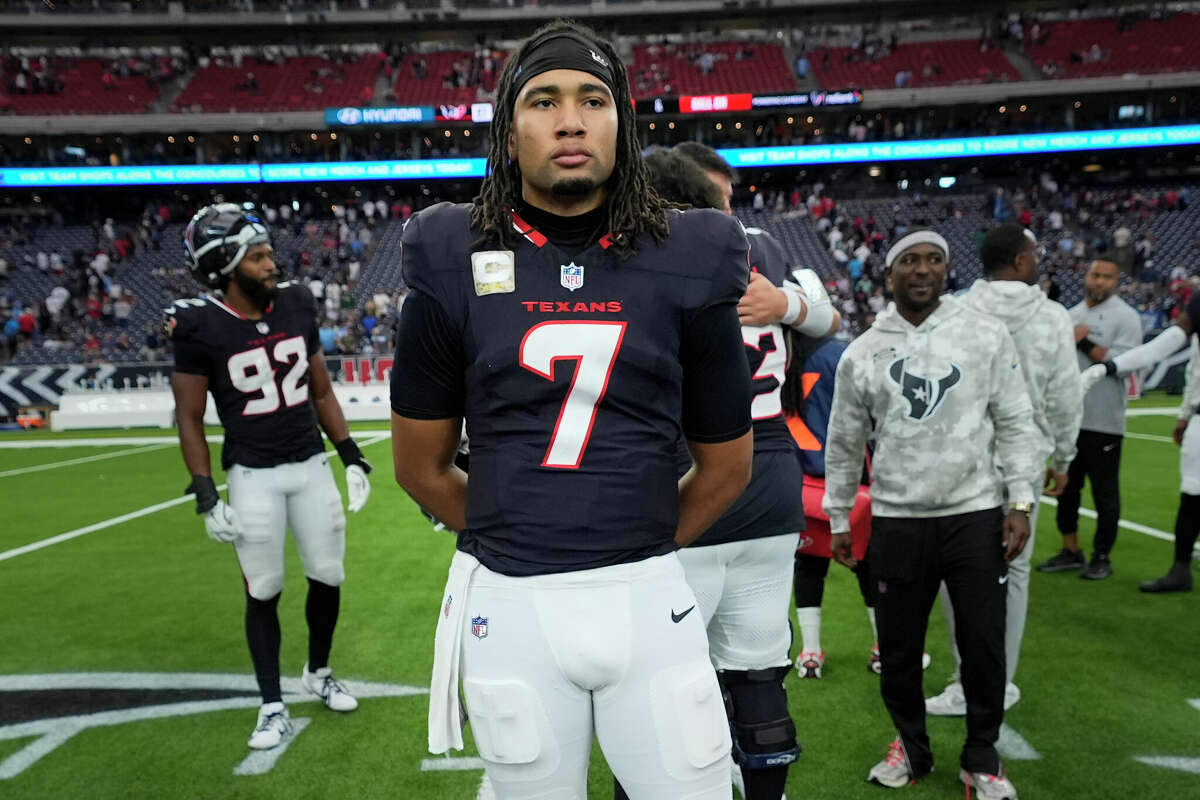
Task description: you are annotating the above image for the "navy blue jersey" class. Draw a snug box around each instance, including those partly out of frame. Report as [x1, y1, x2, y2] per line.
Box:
[390, 203, 752, 577]
[689, 225, 806, 547]
[796, 337, 847, 477]
[167, 283, 324, 470]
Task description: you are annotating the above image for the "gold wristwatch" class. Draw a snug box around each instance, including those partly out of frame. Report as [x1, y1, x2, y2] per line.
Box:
[1008, 501, 1034, 517]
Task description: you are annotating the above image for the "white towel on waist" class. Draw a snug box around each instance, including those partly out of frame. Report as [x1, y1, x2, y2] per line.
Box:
[428, 550, 480, 754]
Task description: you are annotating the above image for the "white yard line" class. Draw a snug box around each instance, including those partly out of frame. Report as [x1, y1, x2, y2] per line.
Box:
[1125, 432, 1174, 444]
[0, 431, 392, 449]
[0, 444, 172, 478]
[0, 435, 222, 448]
[0, 487, 225, 563]
[1039, 496, 1195, 548]
[232, 718, 312, 776]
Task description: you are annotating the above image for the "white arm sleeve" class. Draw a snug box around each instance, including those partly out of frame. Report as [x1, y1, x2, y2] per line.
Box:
[1111, 325, 1188, 374]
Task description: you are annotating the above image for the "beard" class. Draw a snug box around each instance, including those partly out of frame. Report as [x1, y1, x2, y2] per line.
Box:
[233, 266, 278, 309]
[551, 176, 598, 197]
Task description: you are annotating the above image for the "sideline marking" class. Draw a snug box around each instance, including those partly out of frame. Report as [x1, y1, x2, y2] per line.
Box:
[0, 444, 171, 478]
[0, 672, 426, 779]
[996, 723, 1043, 760]
[1039, 496, 1196, 548]
[420, 757, 488, 772]
[233, 717, 311, 776]
[1125, 432, 1174, 444]
[0, 487, 227, 563]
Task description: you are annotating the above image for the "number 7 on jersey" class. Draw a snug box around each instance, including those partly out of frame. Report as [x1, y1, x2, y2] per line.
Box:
[519, 321, 627, 469]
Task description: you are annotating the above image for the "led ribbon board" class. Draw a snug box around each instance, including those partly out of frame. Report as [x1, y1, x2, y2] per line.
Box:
[3, 125, 1199, 187]
[717, 125, 1200, 168]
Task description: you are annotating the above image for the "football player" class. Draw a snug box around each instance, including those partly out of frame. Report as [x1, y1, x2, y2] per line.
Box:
[390, 21, 754, 800]
[167, 204, 373, 750]
[640, 144, 838, 800]
[1080, 273, 1200, 592]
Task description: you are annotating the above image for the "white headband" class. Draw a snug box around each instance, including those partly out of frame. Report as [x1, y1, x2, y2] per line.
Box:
[885, 230, 950, 268]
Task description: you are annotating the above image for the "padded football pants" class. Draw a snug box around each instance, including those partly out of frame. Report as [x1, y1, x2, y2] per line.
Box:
[457, 553, 733, 800]
[870, 508, 1007, 776]
[228, 451, 346, 600]
[677, 533, 800, 671]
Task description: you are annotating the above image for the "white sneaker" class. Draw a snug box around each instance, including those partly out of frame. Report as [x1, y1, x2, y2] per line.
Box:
[795, 650, 825, 679]
[867, 737, 926, 788]
[247, 702, 292, 750]
[960, 767, 1019, 800]
[1004, 682, 1021, 711]
[925, 682, 967, 716]
[301, 663, 359, 712]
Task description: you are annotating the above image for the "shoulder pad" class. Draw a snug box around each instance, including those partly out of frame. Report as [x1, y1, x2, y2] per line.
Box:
[161, 297, 209, 341]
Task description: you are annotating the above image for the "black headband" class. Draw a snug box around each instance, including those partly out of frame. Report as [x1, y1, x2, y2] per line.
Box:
[513, 32, 618, 98]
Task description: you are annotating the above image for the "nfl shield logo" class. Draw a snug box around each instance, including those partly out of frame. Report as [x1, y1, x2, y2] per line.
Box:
[560, 262, 584, 292]
[471, 616, 488, 639]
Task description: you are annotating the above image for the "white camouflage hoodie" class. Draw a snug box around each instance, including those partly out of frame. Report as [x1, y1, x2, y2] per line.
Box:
[962, 279, 1082, 475]
[822, 294, 1042, 532]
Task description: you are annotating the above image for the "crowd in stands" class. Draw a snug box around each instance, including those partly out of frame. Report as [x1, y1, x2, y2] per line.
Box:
[0, 51, 185, 114]
[5, 174, 1199, 369]
[740, 178, 1200, 338]
[0, 193, 423, 367]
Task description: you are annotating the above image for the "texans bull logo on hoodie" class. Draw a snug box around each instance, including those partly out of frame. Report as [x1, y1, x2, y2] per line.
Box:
[888, 357, 962, 421]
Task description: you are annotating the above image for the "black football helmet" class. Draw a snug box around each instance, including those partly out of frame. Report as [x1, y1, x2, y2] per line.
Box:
[184, 203, 270, 289]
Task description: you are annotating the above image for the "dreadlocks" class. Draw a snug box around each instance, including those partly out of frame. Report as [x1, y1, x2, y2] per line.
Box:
[471, 20, 671, 260]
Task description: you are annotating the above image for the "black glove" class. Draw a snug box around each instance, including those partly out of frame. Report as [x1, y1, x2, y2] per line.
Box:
[335, 437, 373, 473]
[185, 475, 219, 514]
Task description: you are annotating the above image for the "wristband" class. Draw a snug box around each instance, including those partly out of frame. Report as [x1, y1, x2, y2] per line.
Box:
[1076, 337, 1098, 354]
[1103, 359, 1117, 377]
[335, 437, 373, 472]
[779, 286, 803, 326]
[186, 475, 219, 514]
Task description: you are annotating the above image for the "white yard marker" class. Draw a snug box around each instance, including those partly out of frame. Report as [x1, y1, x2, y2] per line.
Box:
[0, 486, 226, 563]
[0, 444, 171, 478]
[233, 717, 312, 776]
[0, 672, 426, 779]
[1125, 432, 1174, 444]
[1134, 699, 1200, 776]
[996, 723, 1043, 761]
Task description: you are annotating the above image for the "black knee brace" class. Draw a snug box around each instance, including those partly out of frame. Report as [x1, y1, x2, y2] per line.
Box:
[718, 667, 801, 770]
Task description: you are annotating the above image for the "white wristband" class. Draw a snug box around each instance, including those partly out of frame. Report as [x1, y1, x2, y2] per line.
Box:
[780, 286, 803, 326]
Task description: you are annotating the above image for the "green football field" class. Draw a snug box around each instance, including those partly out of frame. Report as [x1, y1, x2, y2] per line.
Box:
[1, 396, 1196, 799]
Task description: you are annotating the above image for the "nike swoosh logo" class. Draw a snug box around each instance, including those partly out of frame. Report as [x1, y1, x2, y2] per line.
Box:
[999, 575, 1009, 585]
[671, 606, 695, 623]
[1102, 445, 1116, 452]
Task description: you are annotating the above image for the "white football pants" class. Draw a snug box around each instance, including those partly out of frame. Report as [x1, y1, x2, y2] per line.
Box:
[458, 552, 733, 800]
[1180, 416, 1200, 495]
[676, 533, 800, 671]
[227, 451, 346, 600]
[938, 487, 1039, 686]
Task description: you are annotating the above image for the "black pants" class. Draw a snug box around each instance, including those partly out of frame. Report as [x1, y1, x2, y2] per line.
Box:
[793, 550, 877, 608]
[1056, 429, 1123, 556]
[870, 508, 1007, 775]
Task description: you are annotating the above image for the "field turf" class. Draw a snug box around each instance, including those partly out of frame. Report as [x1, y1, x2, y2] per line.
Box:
[0, 396, 1196, 799]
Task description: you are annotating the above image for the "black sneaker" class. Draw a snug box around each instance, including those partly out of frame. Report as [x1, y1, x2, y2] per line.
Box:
[1036, 548, 1086, 573]
[1140, 563, 1193, 593]
[1081, 554, 1113, 580]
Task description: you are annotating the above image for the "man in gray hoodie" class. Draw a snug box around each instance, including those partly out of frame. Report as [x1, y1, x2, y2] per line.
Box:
[926, 225, 1082, 718]
[824, 229, 1041, 800]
